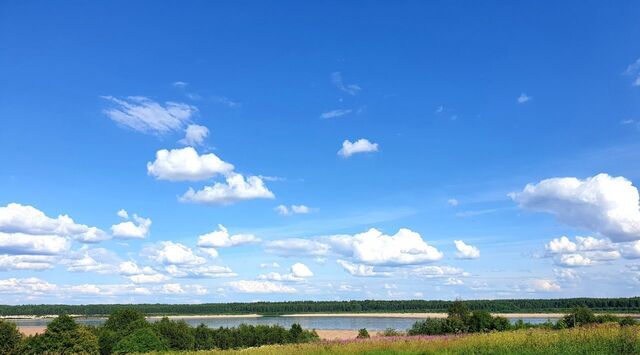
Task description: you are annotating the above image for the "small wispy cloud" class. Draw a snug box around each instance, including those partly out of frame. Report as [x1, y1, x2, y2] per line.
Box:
[173, 81, 188, 88]
[102, 96, 196, 135]
[434, 105, 458, 120]
[517, 93, 532, 104]
[212, 96, 241, 108]
[331, 72, 361, 95]
[338, 138, 379, 158]
[624, 58, 640, 86]
[320, 109, 353, 119]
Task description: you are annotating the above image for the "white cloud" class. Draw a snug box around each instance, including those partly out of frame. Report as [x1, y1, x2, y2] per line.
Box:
[622, 241, 640, 259]
[327, 228, 443, 266]
[546, 236, 577, 254]
[128, 273, 170, 284]
[517, 93, 531, 103]
[275, 204, 313, 216]
[165, 264, 236, 279]
[445, 278, 464, 285]
[66, 248, 117, 274]
[102, 96, 196, 135]
[291, 262, 313, 278]
[179, 124, 209, 146]
[0, 277, 57, 295]
[336, 259, 390, 277]
[554, 268, 580, 281]
[454, 240, 480, 259]
[147, 147, 234, 181]
[411, 265, 467, 278]
[265, 239, 331, 257]
[212, 96, 241, 108]
[118, 261, 168, 283]
[226, 280, 296, 294]
[0, 203, 108, 243]
[331, 72, 361, 95]
[510, 173, 640, 242]
[181, 174, 275, 205]
[260, 262, 280, 268]
[173, 81, 188, 88]
[529, 279, 561, 292]
[143, 241, 206, 266]
[258, 262, 314, 283]
[161, 283, 185, 294]
[0, 232, 70, 255]
[447, 199, 459, 207]
[197, 225, 260, 250]
[320, 109, 352, 119]
[111, 211, 151, 239]
[557, 254, 593, 267]
[624, 58, 640, 86]
[338, 139, 379, 158]
[0, 255, 55, 271]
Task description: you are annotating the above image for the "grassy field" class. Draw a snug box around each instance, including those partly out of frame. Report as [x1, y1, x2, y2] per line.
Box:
[154, 324, 640, 355]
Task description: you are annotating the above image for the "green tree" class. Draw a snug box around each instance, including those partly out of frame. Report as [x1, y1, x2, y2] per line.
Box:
[469, 310, 493, 332]
[193, 323, 215, 350]
[491, 316, 511, 331]
[289, 323, 303, 342]
[153, 317, 195, 350]
[447, 300, 470, 324]
[356, 328, 370, 339]
[0, 320, 22, 354]
[112, 328, 167, 354]
[26, 316, 99, 355]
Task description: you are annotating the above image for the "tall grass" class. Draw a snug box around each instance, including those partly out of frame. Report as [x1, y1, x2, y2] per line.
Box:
[155, 324, 640, 354]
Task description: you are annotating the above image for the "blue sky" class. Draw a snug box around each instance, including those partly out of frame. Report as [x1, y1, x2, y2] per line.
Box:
[1, 1, 640, 304]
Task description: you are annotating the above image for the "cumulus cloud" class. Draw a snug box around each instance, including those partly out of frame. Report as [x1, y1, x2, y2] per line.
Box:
[454, 240, 480, 259]
[275, 204, 313, 216]
[338, 139, 379, 158]
[517, 93, 531, 103]
[261, 262, 314, 281]
[179, 124, 209, 146]
[111, 210, 151, 239]
[0, 232, 70, 255]
[510, 173, 640, 242]
[336, 259, 390, 277]
[545, 235, 622, 267]
[0, 255, 55, 271]
[197, 225, 260, 256]
[102, 96, 196, 135]
[165, 264, 236, 279]
[528, 279, 561, 292]
[225, 280, 296, 294]
[327, 228, 443, 266]
[331, 72, 361, 95]
[66, 248, 118, 274]
[260, 262, 280, 268]
[622, 241, 640, 259]
[0, 203, 108, 243]
[0, 277, 57, 295]
[180, 174, 275, 205]
[118, 261, 168, 283]
[320, 109, 352, 119]
[147, 147, 234, 181]
[557, 254, 593, 267]
[143, 241, 206, 266]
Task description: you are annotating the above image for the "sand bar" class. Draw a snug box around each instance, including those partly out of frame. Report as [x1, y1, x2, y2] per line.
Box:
[281, 312, 640, 318]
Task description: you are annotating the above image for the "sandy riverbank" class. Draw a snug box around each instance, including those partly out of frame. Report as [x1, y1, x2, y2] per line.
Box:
[282, 312, 640, 318]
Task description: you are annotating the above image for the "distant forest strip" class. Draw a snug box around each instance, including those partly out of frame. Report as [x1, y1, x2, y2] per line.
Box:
[1, 298, 639, 316]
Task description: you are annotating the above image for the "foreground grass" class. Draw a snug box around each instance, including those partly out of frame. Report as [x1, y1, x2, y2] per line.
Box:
[153, 324, 640, 355]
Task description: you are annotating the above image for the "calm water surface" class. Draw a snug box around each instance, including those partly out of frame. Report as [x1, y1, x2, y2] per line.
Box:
[10, 315, 571, 330]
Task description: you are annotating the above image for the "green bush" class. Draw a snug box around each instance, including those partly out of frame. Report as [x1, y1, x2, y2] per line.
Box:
[0, 320, 22, 355]
[382, 328, 403, 336]
[491, 316, 511, 331]
[619, 316, 639, 326]
[21, 316, 99, 355]
[356, 328, 370, 339]
[112, 327, 167, 354]
[563, 306, 596, 327]
[469, 310, 493, 332]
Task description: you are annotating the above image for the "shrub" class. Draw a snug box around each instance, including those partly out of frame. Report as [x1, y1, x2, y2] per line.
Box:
[112, 327, 167, 354]
[563, 306, 596, 327]
[408, 318, 448, 335]
[23, 316, 100, 355]
[382, 328, 403, 336]
[491, 316, 511, 331]
[356, 328, 370, 339]
[619, 317, 639, 326]
[103, 309, 148, 335]
[447, 300, 471, 324]
[193, 323, 215, 350]
[153, 317, 195, 350]
[0, 320, 22, 355]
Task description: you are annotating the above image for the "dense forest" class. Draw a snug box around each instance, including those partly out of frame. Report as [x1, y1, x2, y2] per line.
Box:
[1, 297, 639, 316]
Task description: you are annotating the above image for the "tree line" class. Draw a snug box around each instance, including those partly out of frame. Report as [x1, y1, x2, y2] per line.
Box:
[0, 309, 318, 354]
[1, 297, 638, 316]
[406, 301, 639, 336]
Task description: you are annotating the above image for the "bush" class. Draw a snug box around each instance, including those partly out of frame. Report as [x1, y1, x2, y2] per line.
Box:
[619, 317, 639, 326]
[382, 328, 403, 336]
[22, 316, 100, 355]
[356, 328, 370, 339]
[563, 306, 596, 327]
[0, 320, 22, 354]
[153, 317, 195, 350]
[408, 318, 448, 335]
[112, 327, 167, 354]
[447, 300, 471, 324]
[491, 316, 511, 331]
[193, 323, 215, 350]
